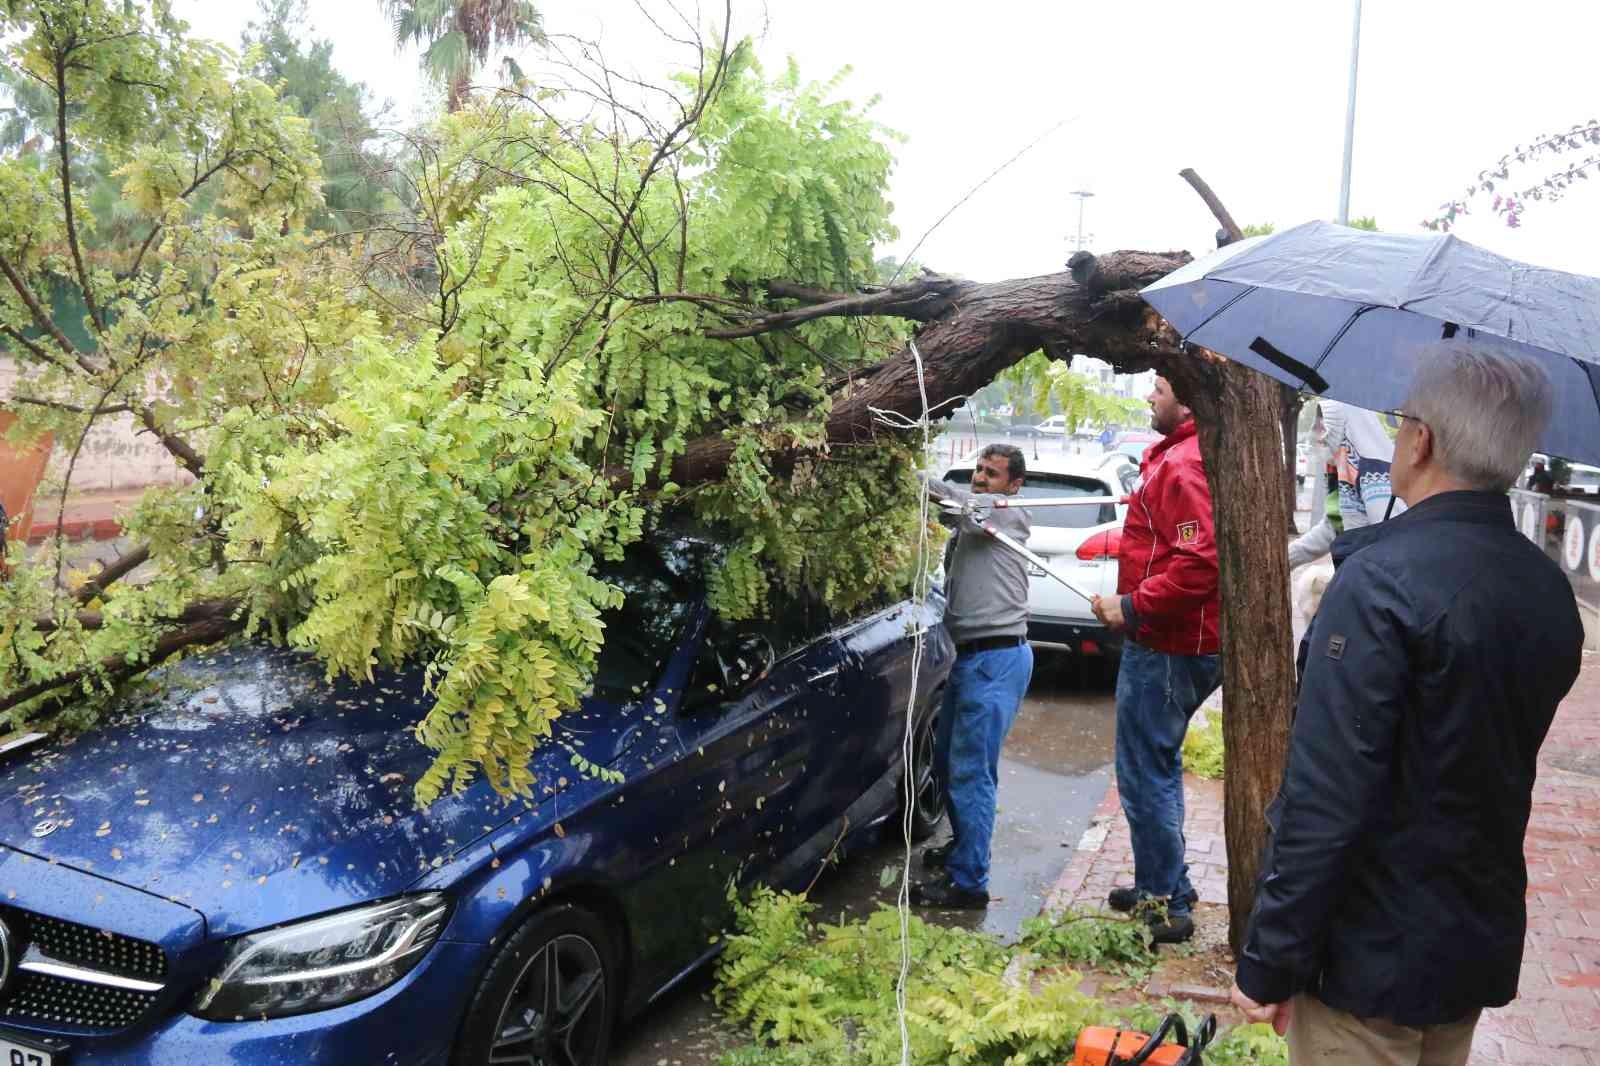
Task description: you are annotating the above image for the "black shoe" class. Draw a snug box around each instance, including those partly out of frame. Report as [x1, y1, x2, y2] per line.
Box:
[1144, 910, 1195, 946]
[1108, 886, 1198, 913]
[1107, 886, 1140, 912]
[922, 841, 954, 870]
[909, 876, 989, 910]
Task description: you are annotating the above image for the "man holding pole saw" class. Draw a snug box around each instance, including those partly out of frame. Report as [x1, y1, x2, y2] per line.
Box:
[1090, 375, 1221, 945]
[913, 444, 1035, 909]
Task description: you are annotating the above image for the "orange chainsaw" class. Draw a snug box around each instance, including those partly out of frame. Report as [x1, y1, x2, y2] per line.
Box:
[1071, 1012, 1218, 1066]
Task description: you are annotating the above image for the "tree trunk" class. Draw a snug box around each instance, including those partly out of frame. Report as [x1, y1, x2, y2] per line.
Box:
[1184, 365, 1297, 954]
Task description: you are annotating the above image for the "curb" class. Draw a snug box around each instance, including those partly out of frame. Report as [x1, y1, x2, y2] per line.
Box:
[26, 516, 123, 545]
[1042, 783, 1121, 913]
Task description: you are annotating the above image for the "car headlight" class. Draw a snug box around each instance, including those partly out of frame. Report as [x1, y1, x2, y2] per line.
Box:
[191, 893, 451, 1020]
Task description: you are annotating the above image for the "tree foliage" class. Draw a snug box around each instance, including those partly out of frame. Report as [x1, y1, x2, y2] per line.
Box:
[0, 1, 939, 805]
[711, 884, 1285, 1066]
[1423, 119, 1600, 231]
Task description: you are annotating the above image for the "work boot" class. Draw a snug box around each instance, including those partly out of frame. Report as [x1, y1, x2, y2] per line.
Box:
[909, 876, 989, 910]
[1107, 886, 1140, 912]
[1108, 886, 1198, 913]
[1144, 909, 1195, 946]
[921, 840, 954, 870]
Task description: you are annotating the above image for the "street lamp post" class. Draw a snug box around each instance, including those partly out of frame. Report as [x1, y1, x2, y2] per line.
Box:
[1337, 0, 1362, 226]
[1069, 189, 1095, 253]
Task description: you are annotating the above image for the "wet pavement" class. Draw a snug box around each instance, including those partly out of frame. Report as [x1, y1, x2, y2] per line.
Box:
[613, 647, 1118, 1065]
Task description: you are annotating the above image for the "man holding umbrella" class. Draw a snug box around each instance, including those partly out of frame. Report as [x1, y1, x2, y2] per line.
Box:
[1230, 344, 1584, 1063]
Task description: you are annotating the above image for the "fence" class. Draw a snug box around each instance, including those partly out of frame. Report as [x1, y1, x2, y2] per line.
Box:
[1508, 488, 1600, 648]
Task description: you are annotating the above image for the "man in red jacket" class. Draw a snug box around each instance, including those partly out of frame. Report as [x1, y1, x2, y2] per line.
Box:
[1091, 375, 1221, 944]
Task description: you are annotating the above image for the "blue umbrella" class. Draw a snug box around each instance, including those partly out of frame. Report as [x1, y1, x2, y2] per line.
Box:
[1140, 220, 1600, 465]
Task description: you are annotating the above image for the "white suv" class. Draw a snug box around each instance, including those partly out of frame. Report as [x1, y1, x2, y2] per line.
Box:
[941, 453, 1133, 659]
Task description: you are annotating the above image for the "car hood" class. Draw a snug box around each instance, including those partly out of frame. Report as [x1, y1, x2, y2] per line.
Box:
[0, 644, 641, 939]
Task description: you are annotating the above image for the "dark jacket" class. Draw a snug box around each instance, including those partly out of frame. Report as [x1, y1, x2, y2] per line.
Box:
[1117, 419, 1220, 655]
[1236, 491, 1584, 1026]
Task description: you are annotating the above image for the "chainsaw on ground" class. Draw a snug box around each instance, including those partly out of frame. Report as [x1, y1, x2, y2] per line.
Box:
[1071, 1012, 1218, 1066]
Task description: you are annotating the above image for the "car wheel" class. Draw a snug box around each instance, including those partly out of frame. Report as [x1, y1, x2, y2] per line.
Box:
[452, 903, 618, 1066]
[902, 707, 947, 842]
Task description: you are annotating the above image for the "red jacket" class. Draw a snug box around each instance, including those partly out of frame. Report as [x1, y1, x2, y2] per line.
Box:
[1116, 418, 1220, 655]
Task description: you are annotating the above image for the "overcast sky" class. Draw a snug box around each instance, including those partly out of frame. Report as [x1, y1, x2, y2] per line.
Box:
[173, 0, 1599, 281]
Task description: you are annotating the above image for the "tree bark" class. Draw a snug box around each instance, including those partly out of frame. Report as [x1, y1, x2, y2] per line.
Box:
[1183, 364, 1296, 954]
[666, 252, 1191, 486]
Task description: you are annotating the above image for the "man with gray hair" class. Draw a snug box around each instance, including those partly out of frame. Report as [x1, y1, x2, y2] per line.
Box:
[1230, 343, 1585, 1064]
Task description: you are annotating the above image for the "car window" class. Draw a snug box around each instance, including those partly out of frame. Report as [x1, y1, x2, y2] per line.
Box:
[943, 471, 1116, 527]
[739, 582, 836, 659]
[592, 535, 717, 701]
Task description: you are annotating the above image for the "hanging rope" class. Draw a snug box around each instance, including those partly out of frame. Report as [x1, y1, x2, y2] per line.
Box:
[875, 339, 941, 1066]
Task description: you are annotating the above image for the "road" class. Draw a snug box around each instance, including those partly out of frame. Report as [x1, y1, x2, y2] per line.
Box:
[613, 647, 1118, 1065]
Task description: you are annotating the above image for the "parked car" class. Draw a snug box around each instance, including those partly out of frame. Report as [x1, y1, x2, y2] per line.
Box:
[1002, 414, 1069, 439]
[1104, 429, 1160, 462]
[942, 454, 1127, 658]
[1562, 463, 1600, 496]
[0, 529, 952, 1064]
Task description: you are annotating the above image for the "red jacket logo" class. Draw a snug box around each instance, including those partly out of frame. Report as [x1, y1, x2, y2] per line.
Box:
[1177, 521, 1199, 544]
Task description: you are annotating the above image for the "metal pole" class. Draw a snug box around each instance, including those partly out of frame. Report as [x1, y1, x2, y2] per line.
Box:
[1337, 0, 1362, 225]
[1069, 189, 1094, 252]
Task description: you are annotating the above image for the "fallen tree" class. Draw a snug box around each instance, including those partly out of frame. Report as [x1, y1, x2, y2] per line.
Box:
[1, 0, 1292, 950]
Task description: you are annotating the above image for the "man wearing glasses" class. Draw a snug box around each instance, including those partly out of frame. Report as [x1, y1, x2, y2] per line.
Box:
[1230, 344, 1585, 1065]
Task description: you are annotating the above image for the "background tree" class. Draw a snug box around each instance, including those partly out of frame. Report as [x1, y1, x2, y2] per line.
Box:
[241, 0, 400, 231]
[1423, 119, 1599, 231]
[378, 0, 545, 112]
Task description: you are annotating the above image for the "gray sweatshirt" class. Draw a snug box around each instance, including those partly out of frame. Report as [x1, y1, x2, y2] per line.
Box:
[924, 476, 1031, 645]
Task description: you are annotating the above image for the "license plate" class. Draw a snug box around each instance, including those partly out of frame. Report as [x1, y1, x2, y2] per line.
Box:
[1026, 562, 1046, 577]
[0, 1031, 63, 1066]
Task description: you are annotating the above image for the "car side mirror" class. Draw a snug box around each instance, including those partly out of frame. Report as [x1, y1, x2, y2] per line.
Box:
[682, 632, 775, 712]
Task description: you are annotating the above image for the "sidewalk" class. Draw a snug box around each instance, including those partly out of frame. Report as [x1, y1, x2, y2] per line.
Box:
[23, 486, 146, 544]
[1047, 651, 1600, 1065]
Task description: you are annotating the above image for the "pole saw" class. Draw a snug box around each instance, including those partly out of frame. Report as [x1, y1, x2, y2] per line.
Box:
[934, 493, 1127, 606]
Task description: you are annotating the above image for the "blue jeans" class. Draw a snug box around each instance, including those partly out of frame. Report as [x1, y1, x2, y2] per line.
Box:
[934, 642, 1034, 893]
[1114, 639, 1222, 917]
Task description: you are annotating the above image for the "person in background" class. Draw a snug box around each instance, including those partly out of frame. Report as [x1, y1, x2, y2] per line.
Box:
[915, 444, 1034, 909]
[1089, 376, 1221, 945]
[1231, 344, 1584, 1065]
[1526, 457, 1555, 494]
[1288, 400, 1405, 568]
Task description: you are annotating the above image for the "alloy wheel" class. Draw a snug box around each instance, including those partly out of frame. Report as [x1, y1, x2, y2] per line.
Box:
[487, 933, 607, 1066]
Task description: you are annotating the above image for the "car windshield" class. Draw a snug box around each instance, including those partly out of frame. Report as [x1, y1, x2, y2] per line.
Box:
[944, 471, 1115, 528]
[591, 534, 717, 701]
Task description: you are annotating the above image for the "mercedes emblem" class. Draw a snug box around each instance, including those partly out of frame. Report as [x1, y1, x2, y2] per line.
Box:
[30, 820, 57, 838]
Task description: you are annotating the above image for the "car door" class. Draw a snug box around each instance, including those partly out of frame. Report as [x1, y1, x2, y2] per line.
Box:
[829, 596, 950, 817]
[661, 588, 849, 938]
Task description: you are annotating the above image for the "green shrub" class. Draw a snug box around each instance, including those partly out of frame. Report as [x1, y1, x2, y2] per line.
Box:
[1183, 710, 1226, 779]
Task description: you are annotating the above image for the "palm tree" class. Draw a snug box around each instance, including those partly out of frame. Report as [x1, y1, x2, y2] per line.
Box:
[378, 0, 545, 111]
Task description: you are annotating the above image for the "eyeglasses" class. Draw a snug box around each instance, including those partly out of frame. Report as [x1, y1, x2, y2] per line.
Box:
[1381, 409, 1427, 432]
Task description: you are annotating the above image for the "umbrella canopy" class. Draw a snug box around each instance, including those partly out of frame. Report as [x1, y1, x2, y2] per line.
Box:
[1140, 220, 1600, 466]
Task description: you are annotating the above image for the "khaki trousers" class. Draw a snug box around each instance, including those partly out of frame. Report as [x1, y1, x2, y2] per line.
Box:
[1287, 993, 1481, 1066]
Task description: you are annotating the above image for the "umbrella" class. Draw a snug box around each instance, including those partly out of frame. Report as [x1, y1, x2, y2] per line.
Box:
[1140, 220, 1600, 466]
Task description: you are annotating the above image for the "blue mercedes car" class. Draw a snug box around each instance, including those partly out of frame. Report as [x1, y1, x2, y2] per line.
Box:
[0, 531, 952, 1064]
